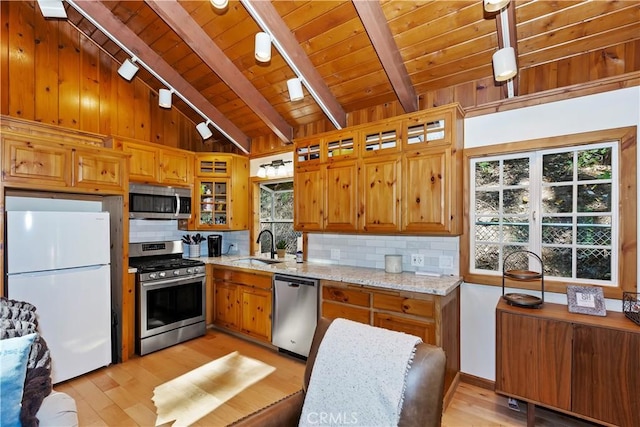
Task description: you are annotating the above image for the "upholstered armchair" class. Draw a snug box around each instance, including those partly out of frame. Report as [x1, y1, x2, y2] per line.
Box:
[232, 317, 446, 427]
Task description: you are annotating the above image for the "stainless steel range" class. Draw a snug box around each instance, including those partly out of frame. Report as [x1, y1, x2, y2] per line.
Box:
[129, 241, 206, 355]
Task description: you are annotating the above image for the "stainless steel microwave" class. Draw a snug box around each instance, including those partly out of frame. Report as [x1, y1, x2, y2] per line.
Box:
[129, 184, 192, 220]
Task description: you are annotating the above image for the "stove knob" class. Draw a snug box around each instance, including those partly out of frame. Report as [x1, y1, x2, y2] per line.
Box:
[186, 268, 193, 274]
[159, 272, 166, 278]
[173, 270, 180, 276]
[149, 273, 157, 279]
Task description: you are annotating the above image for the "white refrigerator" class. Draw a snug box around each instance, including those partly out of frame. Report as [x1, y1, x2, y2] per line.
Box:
[6, 211, 112, 384]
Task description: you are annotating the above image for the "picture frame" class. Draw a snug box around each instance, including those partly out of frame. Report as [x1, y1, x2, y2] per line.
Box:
[566, 285, 607, 316]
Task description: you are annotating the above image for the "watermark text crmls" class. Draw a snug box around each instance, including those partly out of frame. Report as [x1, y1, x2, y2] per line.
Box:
[305, 411, 358, 425]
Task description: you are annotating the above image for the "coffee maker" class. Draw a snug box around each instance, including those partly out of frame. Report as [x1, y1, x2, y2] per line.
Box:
[207, 235, 222, 257]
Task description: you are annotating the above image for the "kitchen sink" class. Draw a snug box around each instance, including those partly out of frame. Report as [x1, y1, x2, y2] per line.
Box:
[234, 257, 282, 265]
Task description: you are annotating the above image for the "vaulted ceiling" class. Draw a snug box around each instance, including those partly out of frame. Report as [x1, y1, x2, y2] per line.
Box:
[60, 0, 640, 153]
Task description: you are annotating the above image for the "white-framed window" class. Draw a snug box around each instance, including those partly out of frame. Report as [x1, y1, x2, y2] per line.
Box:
[470, 142, 618, 286]
[259, 180, 301, 254]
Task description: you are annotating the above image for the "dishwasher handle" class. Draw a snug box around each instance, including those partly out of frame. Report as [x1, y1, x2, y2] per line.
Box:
[273, 274, 318, 287]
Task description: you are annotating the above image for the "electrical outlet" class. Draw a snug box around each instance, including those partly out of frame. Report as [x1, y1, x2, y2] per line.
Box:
[411, 254, 425, 267]
[439, 256, 453, 269]
[331, 249, 341, 260]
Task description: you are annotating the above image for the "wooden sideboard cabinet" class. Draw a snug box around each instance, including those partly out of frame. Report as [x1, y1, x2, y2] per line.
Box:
[496, 300, 640, 427]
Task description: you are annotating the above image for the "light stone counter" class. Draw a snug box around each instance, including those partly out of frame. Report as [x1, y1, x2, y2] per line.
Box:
[197, 255, 462, 296]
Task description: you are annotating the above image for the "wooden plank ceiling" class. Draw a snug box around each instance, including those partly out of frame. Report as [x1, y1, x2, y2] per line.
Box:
[59, 0, 639, 153]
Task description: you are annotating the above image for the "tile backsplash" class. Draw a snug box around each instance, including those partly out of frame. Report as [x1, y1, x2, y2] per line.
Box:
[129, 220, 249, 257]
[307, 233, 459, 275]
[128, 220, 459, 274]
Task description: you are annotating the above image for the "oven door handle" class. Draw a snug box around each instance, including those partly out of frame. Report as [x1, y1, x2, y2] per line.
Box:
[141, 274, 205, 289]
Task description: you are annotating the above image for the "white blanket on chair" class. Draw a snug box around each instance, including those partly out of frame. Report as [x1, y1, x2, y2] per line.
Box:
[299, 318, 421, 427]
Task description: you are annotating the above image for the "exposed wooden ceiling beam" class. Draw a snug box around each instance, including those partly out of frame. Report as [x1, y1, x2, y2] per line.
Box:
[241, 0, 347, 130]
[144, 0, 293, 145]
[352, 0, 418, 113]
[71, 0, 251, 153]
[496, 1, 519, 96]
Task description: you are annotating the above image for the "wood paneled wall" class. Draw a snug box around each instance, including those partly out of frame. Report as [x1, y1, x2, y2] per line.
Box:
[1, 2, 638, 157]
[0, 1, 236, 153]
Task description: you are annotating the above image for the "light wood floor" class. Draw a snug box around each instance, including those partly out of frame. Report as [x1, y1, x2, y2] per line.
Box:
[56, 329, 597, 426]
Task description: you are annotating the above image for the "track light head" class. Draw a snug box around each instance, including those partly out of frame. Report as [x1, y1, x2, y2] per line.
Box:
[118, 58, 139, 81]
[196, 121, 213, 140]
[37, 0, 67, 18]
[484, 0, 510, 12]
[287, 78, 304, 102]
[492, 46, 517, 82]
[159, 88, 173, 109]
[210, 0, 228, 10]
[255, 32, 271, 62]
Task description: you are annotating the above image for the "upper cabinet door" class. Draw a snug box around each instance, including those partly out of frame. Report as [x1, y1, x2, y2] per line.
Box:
[324, 160, 358, 232]
[159, 149, 192, 186]
[294, 165, 324, 231]
[195, 154, 231, 177]
[402, 149, 451, 233]
[361, 123, 402, 157]
[75, 149, 126, 191]
[360, 155, 401, 233]
[2, 136, 72, 187]
[120, 141, 159, 183]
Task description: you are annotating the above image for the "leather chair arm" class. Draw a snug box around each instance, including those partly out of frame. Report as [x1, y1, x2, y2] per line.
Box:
[229, 390, 305, 427]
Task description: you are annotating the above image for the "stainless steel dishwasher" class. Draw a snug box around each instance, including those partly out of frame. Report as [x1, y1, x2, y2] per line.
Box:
[272, 274, 319, 358]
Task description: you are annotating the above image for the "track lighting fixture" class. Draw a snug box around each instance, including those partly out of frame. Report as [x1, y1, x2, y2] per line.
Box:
[484, 0, 510, 12]
[210, 0, 228, 10]
[37, 0, 67, 18]
[257, 160, 293, 178]
[286, 78, 304, 102]
[158, 88, 173, 108]
[254, 32, 272, 62]
[196, 121, 213, 140]
[118, 58, 139, 81]
[492, 46, 517, 82]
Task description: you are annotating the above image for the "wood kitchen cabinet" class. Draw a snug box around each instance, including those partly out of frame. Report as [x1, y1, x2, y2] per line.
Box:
[360, 154, 401, 232]
[496, 300, 640, 427]
[2, 131, 127, 193]
[114, 139, 192, 186]
[292, 103, 463, 235]
[190, 154, 249, 230]
[213, 267, 273, 343]
[324, 159, 358, 232]
[321, 280, 460, 403]
[293, 164, 324, 231]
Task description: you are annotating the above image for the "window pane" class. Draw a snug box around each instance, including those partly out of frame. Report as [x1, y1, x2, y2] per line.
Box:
[475, 161, 499, 186]
[577, 216, 611, 246]
[503, 158, 529, 186]
[503, 188, 529, 214]
[577, 183, 611, 212]
[542, 247, 572, 277]
[542, 217, 573, 244]
[475, 217, 500, 242]
[542, 185, 573, 213]
[475, 244, 499, 271]
[577, 248, 611, 280]
[503, 217, 529, 243]
[260, 188, 272, 220]
[476, 191, 499, 213]
[274, 191, 293, 220]
[578, 147, 612, 180]
[543, 152, 573, 182]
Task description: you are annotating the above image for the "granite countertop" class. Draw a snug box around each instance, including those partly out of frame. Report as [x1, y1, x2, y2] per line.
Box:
[198, 255, 462, 296]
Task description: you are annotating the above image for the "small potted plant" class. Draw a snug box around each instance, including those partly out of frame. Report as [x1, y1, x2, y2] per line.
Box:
[276, 240, 287, 259]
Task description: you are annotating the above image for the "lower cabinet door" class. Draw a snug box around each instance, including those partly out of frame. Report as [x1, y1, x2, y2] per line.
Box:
[214, 281, 238, 329]
[238, 286, 272, 342]
[572, 325, 640, 426]
[373, 312, 436, 345]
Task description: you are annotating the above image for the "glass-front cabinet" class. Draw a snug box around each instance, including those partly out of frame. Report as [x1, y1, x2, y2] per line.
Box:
[197, 179, 230, 227]
[187, 154, 249, 231]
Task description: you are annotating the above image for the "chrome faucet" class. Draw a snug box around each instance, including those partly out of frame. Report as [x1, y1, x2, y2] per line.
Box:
[256, 229, 276, 259]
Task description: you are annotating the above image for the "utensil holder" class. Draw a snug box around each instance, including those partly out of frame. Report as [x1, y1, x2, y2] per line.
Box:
[189, 244, 200, 258]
